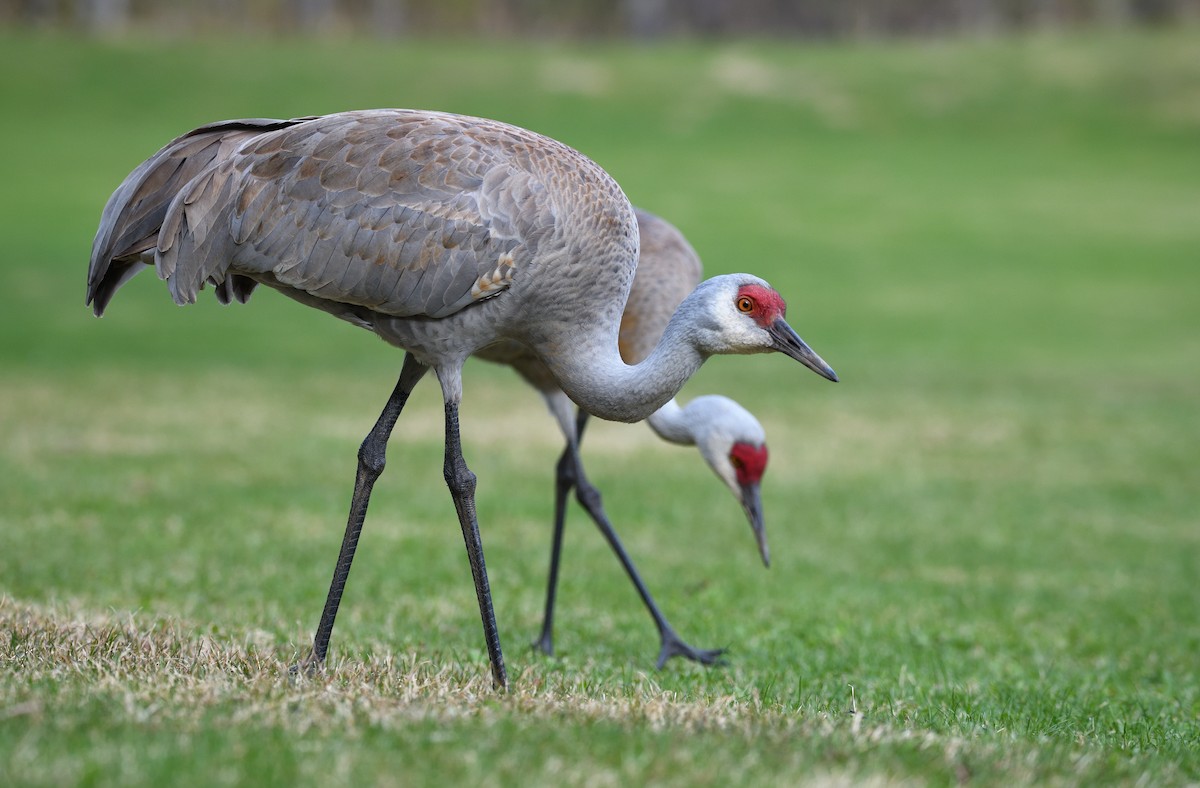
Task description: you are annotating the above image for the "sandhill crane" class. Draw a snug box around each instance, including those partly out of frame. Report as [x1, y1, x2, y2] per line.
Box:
[86, 110, 838, 689]
[479, 208, 773, 667]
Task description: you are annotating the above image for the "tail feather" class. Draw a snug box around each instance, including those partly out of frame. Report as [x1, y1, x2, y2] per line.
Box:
[214, 274, 260, 305]
[86, 117, 313, 315]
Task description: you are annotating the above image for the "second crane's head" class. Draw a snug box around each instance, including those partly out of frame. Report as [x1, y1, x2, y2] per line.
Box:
[681, 395, 773, 568]
[690, 274, 839, 383]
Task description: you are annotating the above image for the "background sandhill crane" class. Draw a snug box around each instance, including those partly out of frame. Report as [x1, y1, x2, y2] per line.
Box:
[86, 110, 838, 689]
[479, 208, 772, 667]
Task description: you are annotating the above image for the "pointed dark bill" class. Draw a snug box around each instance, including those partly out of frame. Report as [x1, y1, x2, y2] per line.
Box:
[769, 318, 838, 382]
[740, 482, 770, 568]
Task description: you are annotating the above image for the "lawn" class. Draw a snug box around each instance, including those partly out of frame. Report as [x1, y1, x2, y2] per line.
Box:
[1, 26, 1198, 786]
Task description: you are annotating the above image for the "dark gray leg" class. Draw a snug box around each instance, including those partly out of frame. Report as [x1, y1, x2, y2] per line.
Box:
[531, 410, 583, 656]
[296, 353, 428, 673]
[443, 399, 507, 689]
[538, 411, 725, 669]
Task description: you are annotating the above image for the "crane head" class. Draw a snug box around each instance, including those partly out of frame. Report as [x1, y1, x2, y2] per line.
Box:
[686, 395, 772, 568]
[692, 275, 839, 383]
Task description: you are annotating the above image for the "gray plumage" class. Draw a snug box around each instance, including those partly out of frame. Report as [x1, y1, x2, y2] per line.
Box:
[87, 109, 837, 687]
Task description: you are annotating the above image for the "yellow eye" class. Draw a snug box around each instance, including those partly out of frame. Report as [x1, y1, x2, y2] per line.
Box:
[736, 296, 754, 314]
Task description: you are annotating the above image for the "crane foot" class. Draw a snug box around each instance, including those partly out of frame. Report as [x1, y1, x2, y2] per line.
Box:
[532, 631, 555, 657]
[655, 631, 727, 669]
[287, 652, 325, 682]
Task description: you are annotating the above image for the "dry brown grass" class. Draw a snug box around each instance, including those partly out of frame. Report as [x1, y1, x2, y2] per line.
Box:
[2, 596, 783, 733]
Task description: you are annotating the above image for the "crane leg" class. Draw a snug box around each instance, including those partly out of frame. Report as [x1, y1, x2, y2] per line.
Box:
[539, 411, 726, 669]
[442, 399, 507, 690]
[532, 410, 586, 656]
[295, 353, 428, 675]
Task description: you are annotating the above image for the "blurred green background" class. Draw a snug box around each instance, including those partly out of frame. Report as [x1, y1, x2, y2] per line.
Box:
[1, 4, 1198, 785]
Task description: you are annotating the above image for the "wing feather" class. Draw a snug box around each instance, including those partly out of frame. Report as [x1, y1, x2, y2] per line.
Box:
[87, 117, 310, 314]
[161, 110, 551, 319]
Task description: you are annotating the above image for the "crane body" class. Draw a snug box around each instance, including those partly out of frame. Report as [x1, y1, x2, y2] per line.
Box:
[87, 109, 837, 688]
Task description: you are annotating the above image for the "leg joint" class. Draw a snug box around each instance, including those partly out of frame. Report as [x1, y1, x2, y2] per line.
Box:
[444, 460, 476, 497]
[555, 450, 578, 489]
[358, 435, 387, 477]
[575, 480, 602, 513]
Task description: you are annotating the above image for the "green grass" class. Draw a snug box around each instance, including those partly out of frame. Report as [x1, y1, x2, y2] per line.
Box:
[2, 26, 1199, 786]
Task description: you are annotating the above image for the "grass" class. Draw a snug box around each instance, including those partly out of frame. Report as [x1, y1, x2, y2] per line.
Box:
[1, 25, 1199, 786]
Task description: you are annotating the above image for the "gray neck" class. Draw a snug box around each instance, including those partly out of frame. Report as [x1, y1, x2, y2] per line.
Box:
[647, 399, 695, 445]
[538, 299, 710, 424]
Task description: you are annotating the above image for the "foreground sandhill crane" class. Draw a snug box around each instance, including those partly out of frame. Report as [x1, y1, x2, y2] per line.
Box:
[480, 208, 773, 667]
[86, 110, 838, 689]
